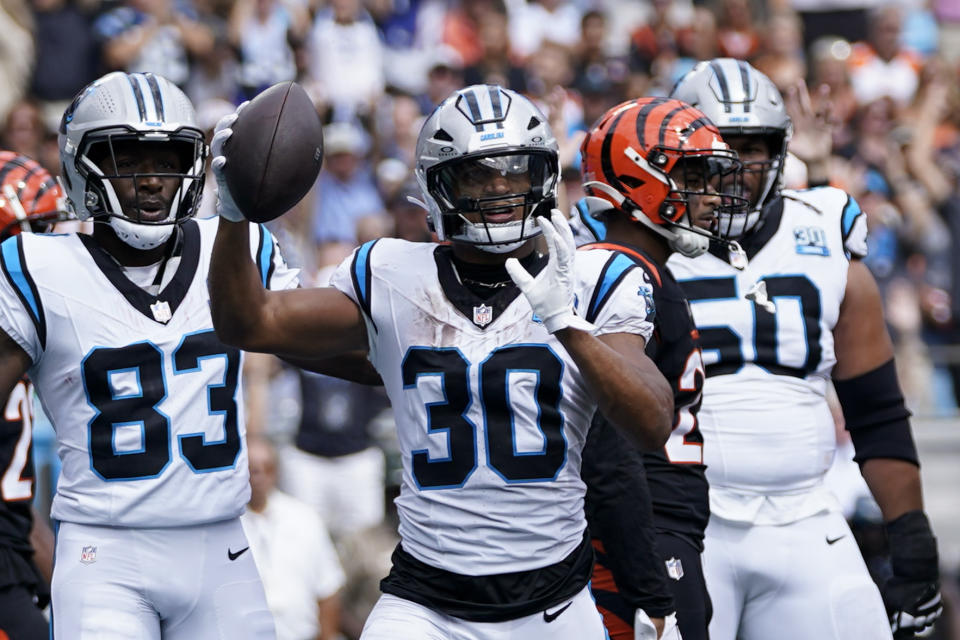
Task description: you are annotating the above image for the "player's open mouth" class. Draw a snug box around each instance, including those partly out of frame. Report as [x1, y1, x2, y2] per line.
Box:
[137, 202, 168, 221]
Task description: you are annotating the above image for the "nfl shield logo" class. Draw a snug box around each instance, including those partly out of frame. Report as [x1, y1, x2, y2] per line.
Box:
[473, 304, 493, 327]
[150, 300, 172, 323]
[665, 556, 684, 580]
[80, 545, 97, 564]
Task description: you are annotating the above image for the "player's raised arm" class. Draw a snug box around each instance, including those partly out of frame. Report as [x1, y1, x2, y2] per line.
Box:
[207, 107, 367, 358]
[506, 211, 673, 450]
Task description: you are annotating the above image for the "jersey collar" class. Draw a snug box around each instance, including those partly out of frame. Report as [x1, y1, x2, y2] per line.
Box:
[80, 219, 201, 324]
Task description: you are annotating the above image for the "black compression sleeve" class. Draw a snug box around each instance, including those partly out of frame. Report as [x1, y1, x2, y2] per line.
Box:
[833, 359, 919, 466]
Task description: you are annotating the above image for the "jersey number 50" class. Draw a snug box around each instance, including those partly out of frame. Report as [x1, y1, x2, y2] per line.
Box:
[82, 330, 241, 481]
[682, 275, 822, 378]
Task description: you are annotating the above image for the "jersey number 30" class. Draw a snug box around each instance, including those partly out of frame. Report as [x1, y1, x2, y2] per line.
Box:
[82, 330, 241, 481]
[403, 344, 566, 488]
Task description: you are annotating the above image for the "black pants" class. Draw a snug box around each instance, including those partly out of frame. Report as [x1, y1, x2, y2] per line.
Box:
[657, 532, 711, 640]
[0, 583, 48, 639]
[591, 531, 711, 640]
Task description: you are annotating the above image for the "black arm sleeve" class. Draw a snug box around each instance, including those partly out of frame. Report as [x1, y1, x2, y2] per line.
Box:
[834, 359, 919, 466]
[581, 414, 676, 617]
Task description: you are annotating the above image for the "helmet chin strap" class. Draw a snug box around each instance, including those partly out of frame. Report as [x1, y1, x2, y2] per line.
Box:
[108, 215, 175, 250]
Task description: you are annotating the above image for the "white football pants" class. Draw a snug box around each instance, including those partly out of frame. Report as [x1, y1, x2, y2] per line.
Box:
[52, 518, 276, 639]
[704, 509, 892, 640]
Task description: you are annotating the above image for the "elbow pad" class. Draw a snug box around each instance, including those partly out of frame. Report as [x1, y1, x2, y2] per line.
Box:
[833, 359, 919, 466]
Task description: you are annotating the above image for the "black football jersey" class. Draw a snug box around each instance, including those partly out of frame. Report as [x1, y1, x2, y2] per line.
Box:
[0, 377, 35, 553]
[582, 242, 709, 541]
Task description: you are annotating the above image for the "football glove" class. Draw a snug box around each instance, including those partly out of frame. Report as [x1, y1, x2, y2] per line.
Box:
[505, 210, 594, 334]
[210, 102, 249, 223]
[635, 609, 682, 640]
[882, 510, 942, 638]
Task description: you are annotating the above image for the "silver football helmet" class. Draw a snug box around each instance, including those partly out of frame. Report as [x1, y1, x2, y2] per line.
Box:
[671, 59, 792, 238]
[58, 72, 207, 250]
[414, 84, 559, 253]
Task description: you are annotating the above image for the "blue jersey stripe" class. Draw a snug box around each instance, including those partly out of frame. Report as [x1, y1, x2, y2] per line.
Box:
[588, 253, 635, 322]
[575, 199, 607, 242]
[350, 240, 379, 333]
[841, 195, 862, 240]
[257, 225, 275, 288]
[0, 236, 45, 348]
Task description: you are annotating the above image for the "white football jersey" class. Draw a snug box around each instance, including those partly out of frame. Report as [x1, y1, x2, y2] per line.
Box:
[330, 238, 653, 575]
[668, 188, 868, 523]
[0, 218, 298, 527]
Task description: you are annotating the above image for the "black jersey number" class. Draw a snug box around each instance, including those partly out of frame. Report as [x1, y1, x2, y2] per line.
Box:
[402, 345, 566, 489]
[83, 331, 242, 481]
[682, 275, 822, 378]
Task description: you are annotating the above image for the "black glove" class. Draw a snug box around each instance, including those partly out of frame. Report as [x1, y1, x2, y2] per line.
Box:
[882, 510, 942, 638]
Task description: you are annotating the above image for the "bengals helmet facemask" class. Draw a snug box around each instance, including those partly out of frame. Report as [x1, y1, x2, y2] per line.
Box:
[580, 97, 748, 259]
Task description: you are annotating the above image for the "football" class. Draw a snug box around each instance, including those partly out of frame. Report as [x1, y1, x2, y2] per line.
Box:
[222, 82, 323, 223]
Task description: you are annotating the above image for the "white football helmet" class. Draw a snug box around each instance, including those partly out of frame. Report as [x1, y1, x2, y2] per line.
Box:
[671, 59, 792, 238]
[414, 84, 559, 253]
[58, 71, 207, 250]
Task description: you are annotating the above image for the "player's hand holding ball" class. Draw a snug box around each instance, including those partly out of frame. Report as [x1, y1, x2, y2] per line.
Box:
[211, 103, 248, 223]
[211, 82, 324, 223]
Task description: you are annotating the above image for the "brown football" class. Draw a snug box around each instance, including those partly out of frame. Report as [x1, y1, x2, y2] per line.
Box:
[222, 82, 323, 223]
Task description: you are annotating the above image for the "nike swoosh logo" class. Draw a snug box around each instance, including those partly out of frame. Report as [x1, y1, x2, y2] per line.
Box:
[826, 535, 846, 545]
[228, 546, 250, 561]
[543, 601, 572, 623]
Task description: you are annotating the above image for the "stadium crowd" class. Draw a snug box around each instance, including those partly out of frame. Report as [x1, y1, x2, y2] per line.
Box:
[2, 0, 960, 638]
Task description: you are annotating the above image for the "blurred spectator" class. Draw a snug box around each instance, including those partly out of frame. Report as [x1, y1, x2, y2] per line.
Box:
[788, 0, 871, 53]
[368, 0, 452, 96]
[628, 0, 702, 94]
[848, 5, 922, 106]
[508, 0, 583, 61]
[306, 0, 384, 123]
[570, 9, 629, 101]
[386, 181, 431, 243]
[462, 9, 528, 92]
[29, 0, 99, 131]
[442, 0, 504, 68]
[95, 0, 215, 87]
[228, 0, 308, 101]
[417, 48, 464, 112]
[752, 10, 806, 91]
[0, 0, 34, 126]
[807, 36, 858, 146]
[242, 437, 345, 640]
[715, 0, 761, 60]
[1, 99, 46, 163]
[312, 122, 385, 251]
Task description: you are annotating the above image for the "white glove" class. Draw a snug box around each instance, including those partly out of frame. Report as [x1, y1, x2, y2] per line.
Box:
[210, 101, 249, 223]
[635, 610, 683, 640]
[504, 210, 594, 334]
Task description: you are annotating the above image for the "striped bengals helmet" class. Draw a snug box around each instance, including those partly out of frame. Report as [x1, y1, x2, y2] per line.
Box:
[579, 97, 746, 258]
[0, 151, 70, 241]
